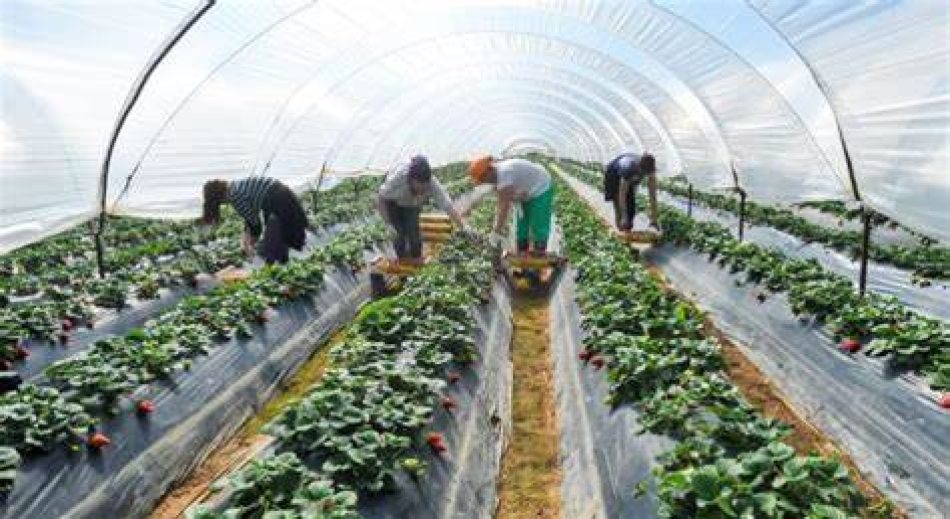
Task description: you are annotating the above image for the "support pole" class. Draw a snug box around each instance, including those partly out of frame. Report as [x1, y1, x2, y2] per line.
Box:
[737, 188, 747, 242]
[309, 162, 328, 222]
[859, 208, 872, 296]
[687, 183, 693, 218]
[93, 1, 215, 278]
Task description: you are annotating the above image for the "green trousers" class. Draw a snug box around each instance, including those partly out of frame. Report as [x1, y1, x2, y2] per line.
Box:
[515, 184, 554, 250]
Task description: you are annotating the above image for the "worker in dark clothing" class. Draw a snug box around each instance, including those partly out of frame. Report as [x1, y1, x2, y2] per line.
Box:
[376, 155, 471, 262]
[201, 177, 310, 264]
[603, 152, 660, 231]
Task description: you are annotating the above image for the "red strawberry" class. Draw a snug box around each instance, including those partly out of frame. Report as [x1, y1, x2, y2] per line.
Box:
[61, 319, 74, 332]
[426, 432, 447, 453]
[446, 371, 461, 384]
[137, 400, 156, 415]
[13, 345, 29, 360]
[87, 432, 111, 449]
[939, 394, 950, 410]
[839, 338, 861, 353]
[441, 396, 456, 412]
[591, 356, 605, 370]
[578, 349, 593, 362]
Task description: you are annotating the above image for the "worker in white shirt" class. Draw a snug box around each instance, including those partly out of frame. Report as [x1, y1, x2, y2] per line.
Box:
[469, 156, 554, 255]
[376, 155, 470, 261]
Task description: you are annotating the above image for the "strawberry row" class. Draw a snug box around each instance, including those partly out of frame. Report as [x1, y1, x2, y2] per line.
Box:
[0, 177, 385, 369]
[554, 178, 875, 518]
[0, 221, 387, 495]
[658, 179, 948, 284]
[562, 163, 950, 396]
[191, 202, 497, 517]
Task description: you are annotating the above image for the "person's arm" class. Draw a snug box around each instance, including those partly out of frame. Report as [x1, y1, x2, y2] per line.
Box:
[242, 215, 262, 256]
[647, 172, 659, 227]
[376, 193, 393, 226]
[430, 179, 466, 228]
[493, 187, 516, 236]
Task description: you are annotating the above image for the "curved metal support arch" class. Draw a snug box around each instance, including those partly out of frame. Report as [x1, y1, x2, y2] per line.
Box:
[323, 76, 645, 172]
[252, 10, 735, 177]
[112, 0, 319, 207]
[318, 57, 681, 173]
[742, 0, 860, 201]
[652, 0, 849, 196]
[429, 110, 598, 168]
[359, 94, 613, 172]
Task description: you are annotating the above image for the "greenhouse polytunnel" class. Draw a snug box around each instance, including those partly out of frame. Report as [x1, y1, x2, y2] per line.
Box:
[1, 1, 948, 518]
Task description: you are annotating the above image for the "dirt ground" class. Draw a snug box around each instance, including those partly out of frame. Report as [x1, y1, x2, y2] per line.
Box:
[496, 295, 563, 519]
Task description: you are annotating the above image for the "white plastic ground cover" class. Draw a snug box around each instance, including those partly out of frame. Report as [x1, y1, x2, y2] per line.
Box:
[3, 1, 947, 251]
[561, 173, 950, 517]
[0, 261, 376, 519]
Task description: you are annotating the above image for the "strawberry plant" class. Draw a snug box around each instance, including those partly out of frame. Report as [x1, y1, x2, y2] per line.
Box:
[190, 452, 359, 519]
[554, 175, 868, 516]
[0, 447, 20, 496]
[563, 162, 950, 392]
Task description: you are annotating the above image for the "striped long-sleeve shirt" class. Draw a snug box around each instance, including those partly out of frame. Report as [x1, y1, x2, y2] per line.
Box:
[228, 177, 277, 238]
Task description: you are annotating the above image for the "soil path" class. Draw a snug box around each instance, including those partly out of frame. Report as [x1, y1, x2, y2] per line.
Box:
[496, 295, 563, 519]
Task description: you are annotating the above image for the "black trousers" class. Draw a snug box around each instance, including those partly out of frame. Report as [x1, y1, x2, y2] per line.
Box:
[385, 201, 422, 259]
[257, 183, 309, 264]
[609, 184, 637, 231]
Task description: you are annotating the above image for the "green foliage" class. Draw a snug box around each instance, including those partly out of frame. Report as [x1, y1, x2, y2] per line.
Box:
[189, 453, 359, 519]
[553, 172, 865, 517]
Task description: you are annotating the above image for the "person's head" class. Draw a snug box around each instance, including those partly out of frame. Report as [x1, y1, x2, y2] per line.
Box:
[469, 155, 496, 184]
[407, 155, 431, 194]
[639, 153, 656, 176]
[201, 179, 229, 225]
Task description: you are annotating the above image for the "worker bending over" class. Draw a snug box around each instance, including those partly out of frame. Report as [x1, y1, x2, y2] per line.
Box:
[470, 156, 554, 255]
[201, 177, 310, 264]
[603, 152, 659, 231]
[376, 155, 469, 261]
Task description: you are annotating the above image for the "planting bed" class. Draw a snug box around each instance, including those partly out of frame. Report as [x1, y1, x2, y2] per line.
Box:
[555, 163, 949, 517]
[550, 176, 894, 518]
[185, 198, 515, 519]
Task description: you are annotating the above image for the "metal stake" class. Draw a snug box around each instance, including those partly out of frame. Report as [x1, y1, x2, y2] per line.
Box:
[859, 208, 872, 296]
[687, 183, 694, 218]
[737, 188, 748, 242]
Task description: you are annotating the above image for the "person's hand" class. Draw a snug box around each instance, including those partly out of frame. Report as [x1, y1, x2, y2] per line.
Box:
[241, 234, 256, 257]
[460, 224, 481, 242]
[489, 231, 506, 249]
[384, 224, 398, 239]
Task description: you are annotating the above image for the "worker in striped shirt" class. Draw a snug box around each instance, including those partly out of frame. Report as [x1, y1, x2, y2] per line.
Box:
[201, 177, 310, 264]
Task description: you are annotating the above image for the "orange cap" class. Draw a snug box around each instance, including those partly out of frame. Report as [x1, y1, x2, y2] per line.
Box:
[469, 155, 492, 184]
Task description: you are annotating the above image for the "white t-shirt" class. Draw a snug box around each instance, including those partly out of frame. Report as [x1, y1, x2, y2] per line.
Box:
[378, 161, 453, 210]
[494, 159, 551, 200]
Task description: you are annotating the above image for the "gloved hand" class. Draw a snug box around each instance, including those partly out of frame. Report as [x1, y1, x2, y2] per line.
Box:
[488, 232, 506, 249]
[384, 224, 398, 239]
[460, 224, 481, 242]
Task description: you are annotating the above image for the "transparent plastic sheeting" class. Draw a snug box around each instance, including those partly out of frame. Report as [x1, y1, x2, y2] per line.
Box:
[2, 1, 948, 252]
[563, 174, 950, 516]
